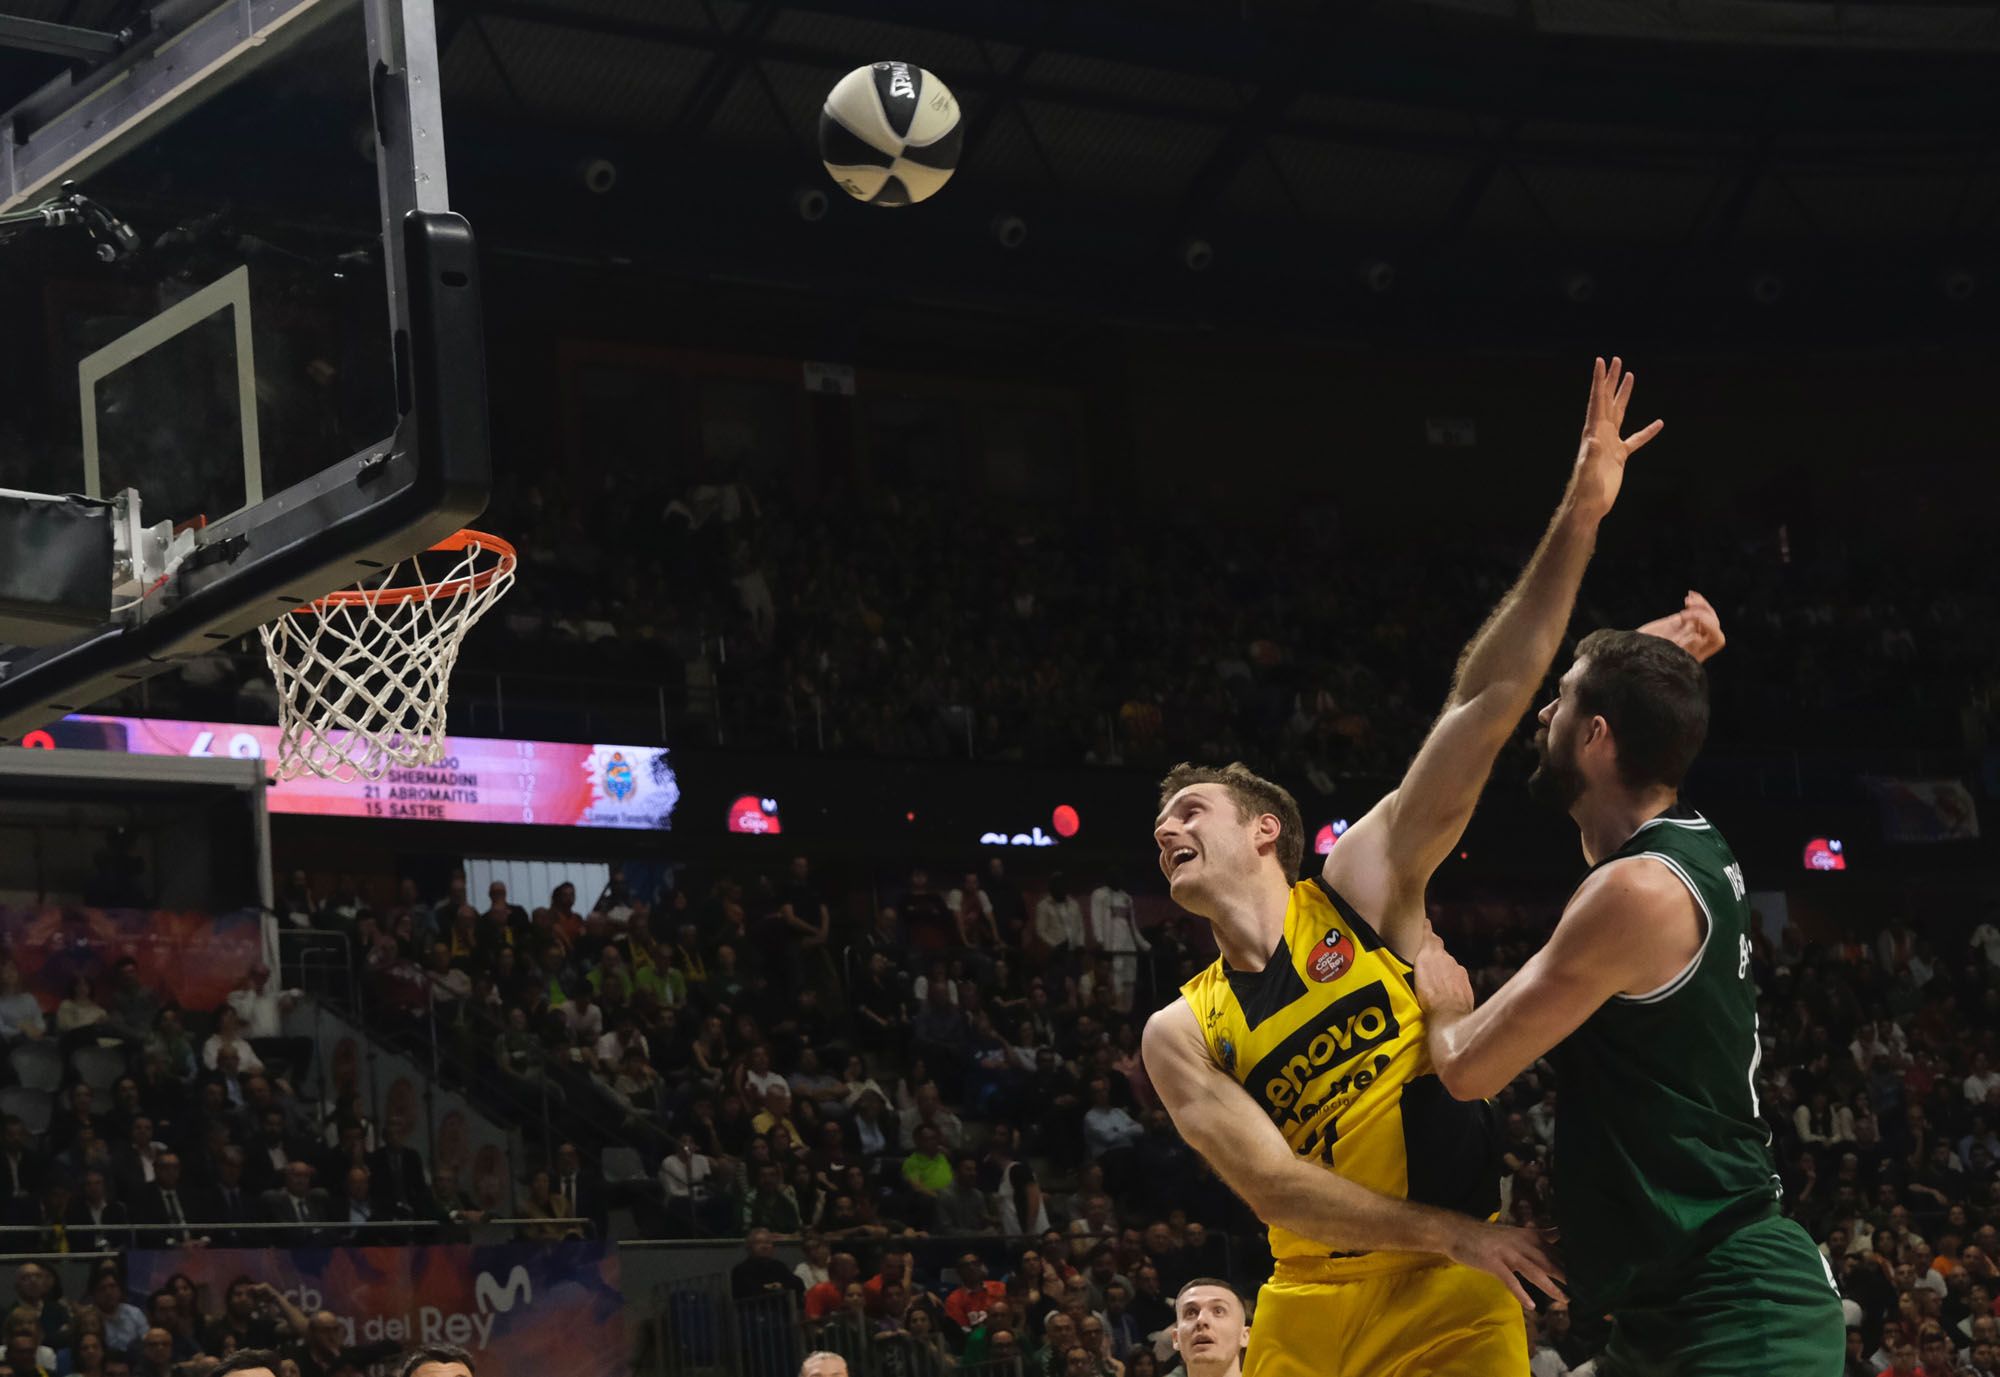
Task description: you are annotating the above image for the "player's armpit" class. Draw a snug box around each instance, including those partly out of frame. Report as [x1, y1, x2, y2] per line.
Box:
[1427, 857, 1697, 1101]
[1322, 693, 1519, 953]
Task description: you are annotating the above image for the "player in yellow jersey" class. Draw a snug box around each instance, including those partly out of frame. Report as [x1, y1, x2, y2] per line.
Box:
[1143, 359, 1711, 1377]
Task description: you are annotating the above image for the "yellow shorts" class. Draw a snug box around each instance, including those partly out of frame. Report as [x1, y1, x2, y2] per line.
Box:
[1244, 1254, 1527, 1377]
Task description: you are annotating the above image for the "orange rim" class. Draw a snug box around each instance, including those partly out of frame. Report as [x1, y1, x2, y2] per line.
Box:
[296, 529, 516, 612]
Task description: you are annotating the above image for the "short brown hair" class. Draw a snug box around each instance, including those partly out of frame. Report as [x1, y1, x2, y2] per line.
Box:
[1158, 763, 1305, 878]
[1571, 630, 1709, 791]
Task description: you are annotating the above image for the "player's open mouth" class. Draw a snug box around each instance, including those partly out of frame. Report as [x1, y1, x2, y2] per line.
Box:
[1168, 847, 1197, 875]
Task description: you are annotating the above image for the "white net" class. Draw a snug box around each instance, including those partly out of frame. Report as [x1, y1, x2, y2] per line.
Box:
[257, 532, 515, 782]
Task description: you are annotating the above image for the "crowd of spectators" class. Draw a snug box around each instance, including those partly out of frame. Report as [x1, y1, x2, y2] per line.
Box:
[450, 474, 1998, 779]
[0, 1263, 403, 1377]
[0, 953, 459, 1252]
[291, 836, 2000, 1376]
[132, 471, 1999, 790]
[0, 1272, 406, 1377]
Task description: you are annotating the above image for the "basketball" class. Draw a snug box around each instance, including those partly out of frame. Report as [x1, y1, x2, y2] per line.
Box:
[818, 61, 963, 206]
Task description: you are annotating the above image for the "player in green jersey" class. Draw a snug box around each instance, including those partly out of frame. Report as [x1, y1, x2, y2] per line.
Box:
[1416, 615, 1847, 1374]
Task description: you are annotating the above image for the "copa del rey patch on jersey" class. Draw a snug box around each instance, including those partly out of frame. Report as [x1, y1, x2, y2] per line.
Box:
[1309, 929, 1356, 983]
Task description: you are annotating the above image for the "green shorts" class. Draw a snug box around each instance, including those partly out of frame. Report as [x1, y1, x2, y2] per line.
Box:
[1599, 1214, 1846, 1377]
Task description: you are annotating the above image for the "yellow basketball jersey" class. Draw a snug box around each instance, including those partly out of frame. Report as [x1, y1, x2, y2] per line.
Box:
[1178, 877, 1500, 1266]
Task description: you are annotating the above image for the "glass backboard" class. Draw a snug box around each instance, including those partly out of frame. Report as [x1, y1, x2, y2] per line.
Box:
[0, 0, 487, 742]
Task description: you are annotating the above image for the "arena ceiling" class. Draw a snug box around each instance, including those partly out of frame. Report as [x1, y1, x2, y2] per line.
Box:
[5, 0, 2000, 342]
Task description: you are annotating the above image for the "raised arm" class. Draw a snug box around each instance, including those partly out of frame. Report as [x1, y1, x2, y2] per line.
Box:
[1324, 358, 1662, 955]
[1141, 999, 1562, 1307]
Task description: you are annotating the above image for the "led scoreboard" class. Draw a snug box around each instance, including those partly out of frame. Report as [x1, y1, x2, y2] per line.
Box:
[26, 716, 678, 829]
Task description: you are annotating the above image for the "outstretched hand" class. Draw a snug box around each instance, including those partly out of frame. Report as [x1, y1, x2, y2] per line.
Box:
[1442, 1217, 1567, 1311]
[1636, 590, 1727, 663]
[1570, 356, 1663, 521]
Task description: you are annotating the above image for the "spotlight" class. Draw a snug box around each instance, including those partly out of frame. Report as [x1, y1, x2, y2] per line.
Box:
[1748, 272, 1785, 306]
[992, 215, 1028, 250]
[1561, 271, 1597, 305]
[1181, 237, 1214, 272]
[1358, 259, 1396, 294]
[794, 187, 830, 223]
[580, 159, 619, 195]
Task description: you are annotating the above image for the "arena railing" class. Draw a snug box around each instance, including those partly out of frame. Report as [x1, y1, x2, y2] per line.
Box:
[0, 1217, 594, 1255]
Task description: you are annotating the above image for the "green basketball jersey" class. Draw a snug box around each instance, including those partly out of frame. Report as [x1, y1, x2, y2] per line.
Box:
[1550, 804, 1783, 1312]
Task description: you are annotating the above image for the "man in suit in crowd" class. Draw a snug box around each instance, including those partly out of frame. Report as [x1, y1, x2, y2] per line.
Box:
[261, 1160, 331, 1239]
[63, 1168, 130, 1251]
[130, 1151, 198, 1247]
[552, 1140, 606, 1232]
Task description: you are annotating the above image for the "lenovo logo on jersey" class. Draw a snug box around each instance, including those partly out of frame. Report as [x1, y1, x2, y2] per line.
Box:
[1243, 981, 1399, 1123]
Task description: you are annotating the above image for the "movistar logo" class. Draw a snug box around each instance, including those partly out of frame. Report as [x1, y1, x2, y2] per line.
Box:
[475, 1268, 532, 1316]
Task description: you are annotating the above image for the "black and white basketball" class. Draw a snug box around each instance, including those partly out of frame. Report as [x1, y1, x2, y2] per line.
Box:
[819, 62, 962, 206]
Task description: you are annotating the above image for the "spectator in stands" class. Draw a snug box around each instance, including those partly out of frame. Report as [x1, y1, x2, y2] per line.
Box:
[744, 1163, 803, 1234]
[366, 1119, 430, 1217]
[201, 1009, 266, 1079]
[900, 1125, 951, 1224]
[1081, 1079, 1144, 1191]
[805, 1253, 860, 1323]
[131, 1151, 194, 1245]
[1, 1116, 47, 1217]
[936, 1155, 995, 1235]
[85, 1270, 146, 1357]
[68, 1169, 130, 1250]
[1034, 878, 1086, 974]
[225, 965, 309, 1083]
[945, 1254, 1007, 1330]
[281, 1312, 397, 1377]
[12, 1263, 72, 1350]
[552, 1141, 606, 1230]
[261, 1160, 329, 1231]
[733, 1227, 807, 1302]
[899, 1083, 965, 1153]
[0, 963, 47, 1044]
[2, 1310, 50, 1377]
[201, 1282, 304, 1355]
[514, 1168, 578, 1242]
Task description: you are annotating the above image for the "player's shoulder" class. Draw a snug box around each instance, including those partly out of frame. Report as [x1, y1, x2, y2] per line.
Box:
[1566, 855, 1698, 930]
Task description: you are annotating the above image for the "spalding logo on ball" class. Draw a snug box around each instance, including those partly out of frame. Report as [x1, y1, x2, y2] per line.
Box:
[819, 61, 962, 206]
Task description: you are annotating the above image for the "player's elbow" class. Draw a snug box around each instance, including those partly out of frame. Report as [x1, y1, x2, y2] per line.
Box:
[1432, 1048, 1498, 1102]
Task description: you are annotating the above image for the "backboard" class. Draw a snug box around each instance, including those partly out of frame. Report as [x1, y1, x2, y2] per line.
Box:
[0, 0, 487, 743]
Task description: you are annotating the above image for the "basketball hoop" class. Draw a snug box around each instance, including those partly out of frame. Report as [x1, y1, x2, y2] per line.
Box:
[258, 529, 516, 782]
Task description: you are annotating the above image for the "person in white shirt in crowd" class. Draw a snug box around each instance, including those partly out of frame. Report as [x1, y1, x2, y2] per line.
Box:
[594, 1014, 650, 1075]
[662, 1132, 726, 1234]
[945, 873, 1001, 951]
[560, 985, 604, 1050]
[1035, 875, 1088, 978]
[1965, 1052, 2000, 1106]
[226, 962, 312, 1082]
[0, 963, 47, 1045]
[1527, 1088, 1559, 1148]
[1088, 874, 1151, 1012]
[203, 1006, 267, 1076]
[738, 1044, 789, 1109]
[1971, 913, 2000, 971]
[1851, 1018, 1908, 1072]
[794, 1234, 832, 1291]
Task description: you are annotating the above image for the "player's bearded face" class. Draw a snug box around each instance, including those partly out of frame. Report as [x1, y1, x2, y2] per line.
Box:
[1528, 707, 1586, 810]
